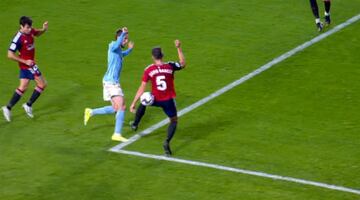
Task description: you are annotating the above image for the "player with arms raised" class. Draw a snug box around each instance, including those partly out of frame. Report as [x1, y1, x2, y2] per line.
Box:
[84, 27, 134, 142]
[2, 16, 48, 122]
[130, 39, 186, 156]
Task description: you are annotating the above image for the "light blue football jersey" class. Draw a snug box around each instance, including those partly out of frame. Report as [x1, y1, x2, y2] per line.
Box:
[103, 32, 132, 84]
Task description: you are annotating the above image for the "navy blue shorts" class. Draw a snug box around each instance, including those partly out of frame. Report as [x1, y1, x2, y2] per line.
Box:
[152, 98, 177, 118]
[19, 66, 42, 80]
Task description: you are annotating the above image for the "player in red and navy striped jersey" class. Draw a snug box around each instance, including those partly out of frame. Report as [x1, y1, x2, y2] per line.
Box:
[130, 40, 186, 156]
[2, 16, 48, 122]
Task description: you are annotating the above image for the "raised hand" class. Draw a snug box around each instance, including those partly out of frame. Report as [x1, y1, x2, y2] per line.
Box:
[128, 41, 134, 49]
[175, 39, 181, 48]
[122, 27, 128, 33]
[43, 21, 49, 31]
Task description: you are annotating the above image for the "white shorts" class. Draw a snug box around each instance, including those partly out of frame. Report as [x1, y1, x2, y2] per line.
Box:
[103, 82, 124, 101]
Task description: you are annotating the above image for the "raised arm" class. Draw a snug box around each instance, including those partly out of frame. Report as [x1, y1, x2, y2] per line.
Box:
[111, 27, 128, 51]
[34, 21, 48, 37]
[130, 81, 147, 113]
[175, 39, 185, 67]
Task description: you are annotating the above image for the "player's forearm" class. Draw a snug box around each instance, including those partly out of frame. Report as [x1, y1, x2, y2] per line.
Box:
[35, 28, 47, 36]
[132, 88, 144, 105]
[35, 21, 49, 37]
[7, 51, 27, 65]
[177, 47, 186, 67]
[113, 32, 127, 49]
[132, 83, 146, 105]
[122, 48, 133, 56]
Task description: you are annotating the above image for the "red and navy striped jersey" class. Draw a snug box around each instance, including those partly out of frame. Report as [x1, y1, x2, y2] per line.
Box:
[9, 29, 39, 69]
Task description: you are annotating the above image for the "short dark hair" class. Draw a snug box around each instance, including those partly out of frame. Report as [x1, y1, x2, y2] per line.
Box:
[115, 28, 123, 39]
[19, 16, 32, 26]
[152, 47, 163, 59]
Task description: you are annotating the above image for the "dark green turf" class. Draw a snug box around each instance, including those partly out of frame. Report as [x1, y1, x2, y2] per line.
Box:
[0, 0, 359, 199]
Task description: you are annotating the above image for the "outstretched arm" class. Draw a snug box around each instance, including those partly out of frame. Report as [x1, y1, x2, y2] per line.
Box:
[130, 81, 147, 113]
[175, 39, 186, 67]
[34, 21, 48, 37]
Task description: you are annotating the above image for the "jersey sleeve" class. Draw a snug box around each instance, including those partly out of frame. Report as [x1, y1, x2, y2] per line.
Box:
[8, 33, 22, 52]
[122, 48, 133, 57]
[31, 29, 40, 36]
[168, 61, 182, 71]
[111, 32, 127, 52]
[142, 69, 150, 82]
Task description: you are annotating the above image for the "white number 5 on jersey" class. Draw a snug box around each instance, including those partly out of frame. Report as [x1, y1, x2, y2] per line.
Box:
[156, 75, 167, 91]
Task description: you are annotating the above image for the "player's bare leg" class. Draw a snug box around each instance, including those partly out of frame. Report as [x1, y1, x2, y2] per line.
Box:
[111, 96, 128, 142]
[23, 75, 47, 118]
[18, 78, 31, 91]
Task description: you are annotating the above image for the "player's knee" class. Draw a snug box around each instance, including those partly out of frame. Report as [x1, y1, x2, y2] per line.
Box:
[170, 116, 178, 123]
[38, 81, 47, 89]
[18, 85, 28, 92]
[112, 104, 121, 111]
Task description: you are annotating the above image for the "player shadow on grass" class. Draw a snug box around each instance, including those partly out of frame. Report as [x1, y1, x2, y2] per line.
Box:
[172, 118, 233, 154]
[0, 121, 9, 126]
[32, 85, 82, 119]
[89, 123, 114, 131]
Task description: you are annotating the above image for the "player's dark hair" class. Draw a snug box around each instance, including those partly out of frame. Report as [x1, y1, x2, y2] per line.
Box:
[115, 28, 123, 39]
[152, 47, 164, 59]
[19, 16, 32, 26]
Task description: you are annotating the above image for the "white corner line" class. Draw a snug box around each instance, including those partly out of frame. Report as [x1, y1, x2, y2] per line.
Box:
[111, 149, 360, 196]
[109, 13, 360, 152]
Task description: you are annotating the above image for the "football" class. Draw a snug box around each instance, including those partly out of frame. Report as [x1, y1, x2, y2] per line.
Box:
[140, 92, 154, 106]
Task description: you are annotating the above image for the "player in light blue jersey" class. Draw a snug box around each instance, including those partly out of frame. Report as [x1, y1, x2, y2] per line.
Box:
[84, 27, 134, 142]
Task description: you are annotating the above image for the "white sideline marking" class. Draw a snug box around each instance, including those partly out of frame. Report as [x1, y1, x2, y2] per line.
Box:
[110, 13, 360, 152]
[112, 149, 360, 195]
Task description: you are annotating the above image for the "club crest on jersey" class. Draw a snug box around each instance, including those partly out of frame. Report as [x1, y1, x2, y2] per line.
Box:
[27, 44, 35, 51]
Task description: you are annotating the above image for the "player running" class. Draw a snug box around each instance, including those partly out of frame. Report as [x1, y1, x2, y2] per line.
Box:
[309, 0, 331, 31]
[129, 39, 186, 156]
[84, 27, 134, 142]
[2, 16, 48, 122]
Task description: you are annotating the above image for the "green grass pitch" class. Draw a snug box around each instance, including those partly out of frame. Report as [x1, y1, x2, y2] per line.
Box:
[0, 0, 359, 199]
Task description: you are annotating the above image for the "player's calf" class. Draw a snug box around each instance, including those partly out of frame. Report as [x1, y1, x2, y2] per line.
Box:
[131, 104, 147, 131]
[163, 117, 177, 156]
[27, 86, 45, 106]
[22, 86, 45, 118]
[324, 13, 331, 25]
[7, 88, 25, 110]
[163, 140, 172, 157]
